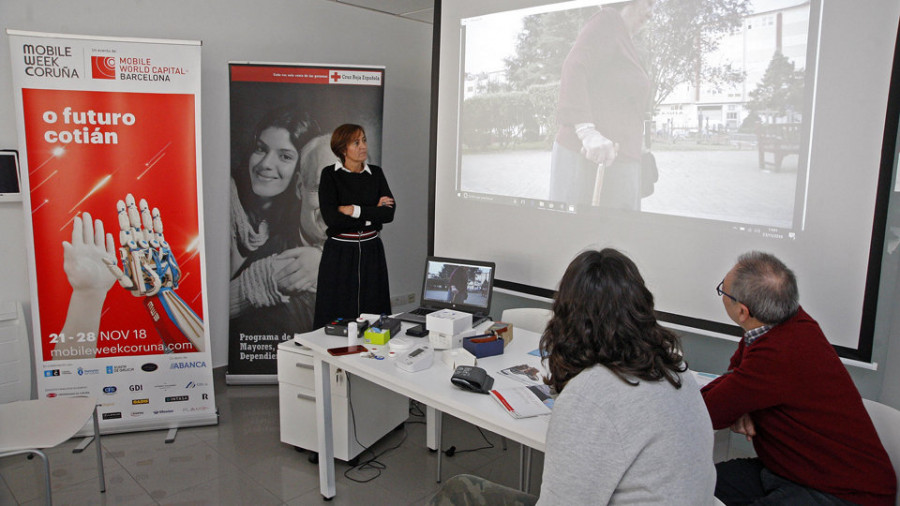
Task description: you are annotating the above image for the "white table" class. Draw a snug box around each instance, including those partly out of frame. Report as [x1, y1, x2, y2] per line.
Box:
[295, 321, 549, 500]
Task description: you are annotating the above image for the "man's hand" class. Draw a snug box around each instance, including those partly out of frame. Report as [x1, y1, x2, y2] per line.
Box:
[730, 413, 756, 442]
[377, 196, 394, 207]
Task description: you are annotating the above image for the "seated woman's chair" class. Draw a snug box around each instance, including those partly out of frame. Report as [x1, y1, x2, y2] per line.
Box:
[862, 399, 900, 505]
[500, 308, 553, 335]
[498, 307, 553, 492]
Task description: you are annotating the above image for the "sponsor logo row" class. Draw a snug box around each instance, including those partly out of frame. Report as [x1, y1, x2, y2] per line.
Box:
[98, 382, 209, 393]
[101, 404, 213, 420]
[54, 390, 209, 401]
[48, 380, 210, 401]
[44, 360, 208, 378]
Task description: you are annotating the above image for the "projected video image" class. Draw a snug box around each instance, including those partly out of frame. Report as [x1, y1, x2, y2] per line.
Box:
[458, 0, 813, 231]
[423, 263, 491, 307]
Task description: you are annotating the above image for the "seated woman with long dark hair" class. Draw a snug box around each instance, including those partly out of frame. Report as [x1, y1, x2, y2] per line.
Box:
[536, 248, 715, 504]
[429, 248, 716, 505]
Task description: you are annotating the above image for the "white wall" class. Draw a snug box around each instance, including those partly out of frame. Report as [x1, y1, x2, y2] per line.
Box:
[0, 0, 433, 368]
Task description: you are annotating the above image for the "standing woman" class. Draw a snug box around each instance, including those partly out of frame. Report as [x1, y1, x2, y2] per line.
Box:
[313, 124, 395, 328]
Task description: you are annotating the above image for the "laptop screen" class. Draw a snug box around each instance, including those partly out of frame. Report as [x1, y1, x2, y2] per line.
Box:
[420, 257, 495, 315]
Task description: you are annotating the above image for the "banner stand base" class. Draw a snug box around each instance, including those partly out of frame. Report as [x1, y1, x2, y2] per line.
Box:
[72, 436, 94, 454]
[74, 412, 218, 438]
[226, 374, 278, 385]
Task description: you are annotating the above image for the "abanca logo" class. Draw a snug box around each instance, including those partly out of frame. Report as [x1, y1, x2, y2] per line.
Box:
[91, 56, 116, 80]
[171, 361, 206, 370]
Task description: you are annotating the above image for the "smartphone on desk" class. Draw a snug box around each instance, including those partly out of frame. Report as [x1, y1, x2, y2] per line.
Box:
[406, 324, 429, 337]
[327, 345, 368, 356]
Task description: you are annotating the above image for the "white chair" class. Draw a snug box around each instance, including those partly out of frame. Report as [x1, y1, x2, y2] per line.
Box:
[0, 397, 105, 505]
[0, 301, 31, 404]
[862, 399, 900, 506]
[500, 307, 553, 335]
[498, 307, 552, 493]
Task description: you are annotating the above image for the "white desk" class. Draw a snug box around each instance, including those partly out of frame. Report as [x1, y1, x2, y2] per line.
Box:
[295, 322, 549, 500]
[296, 322, 729, 500]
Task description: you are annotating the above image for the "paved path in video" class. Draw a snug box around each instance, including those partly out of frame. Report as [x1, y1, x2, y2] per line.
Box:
[461, 149, 799, 228]
[461, 150, 552, 200]
[424, 289, 489, 306]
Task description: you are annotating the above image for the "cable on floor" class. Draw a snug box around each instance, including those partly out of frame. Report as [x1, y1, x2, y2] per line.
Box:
[342, 373, 411, 483]
[442, 425, 496, 457]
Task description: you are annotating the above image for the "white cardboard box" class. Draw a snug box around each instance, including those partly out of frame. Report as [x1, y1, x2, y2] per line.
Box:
[429, 328, 475, 350]
[426, 309, 472, 336]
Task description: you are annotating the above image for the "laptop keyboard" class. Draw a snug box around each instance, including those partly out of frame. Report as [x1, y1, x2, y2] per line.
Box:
[410, 307, 436, 316]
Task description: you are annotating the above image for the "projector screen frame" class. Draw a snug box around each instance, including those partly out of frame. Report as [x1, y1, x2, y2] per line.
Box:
[427, 0, 900, 363]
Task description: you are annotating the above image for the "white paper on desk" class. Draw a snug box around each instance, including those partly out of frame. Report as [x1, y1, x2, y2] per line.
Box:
[491, 385, 553, 419]
[691, 370, 719, 388]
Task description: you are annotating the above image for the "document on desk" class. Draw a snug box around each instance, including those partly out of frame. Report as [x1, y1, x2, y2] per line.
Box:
[490, 384, 553, 419]
[498, 364, 543, 386]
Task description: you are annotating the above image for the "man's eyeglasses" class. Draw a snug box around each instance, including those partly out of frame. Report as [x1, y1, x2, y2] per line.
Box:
[716, 280, 753, 317]
[716, 280, 739, 303]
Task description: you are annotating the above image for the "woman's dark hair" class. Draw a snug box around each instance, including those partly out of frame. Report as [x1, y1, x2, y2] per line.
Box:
[232, 106, 318, 257]
[330, 124, 365, 163]
[539, 248, 686, 392]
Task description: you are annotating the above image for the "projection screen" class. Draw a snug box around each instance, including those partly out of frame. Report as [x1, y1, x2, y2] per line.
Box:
[431, 0, 900, 361]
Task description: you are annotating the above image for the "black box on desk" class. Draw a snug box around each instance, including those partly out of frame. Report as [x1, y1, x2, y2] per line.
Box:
[324, 318, 369, 337]
[463, 335, 504, 359]
[373, 316, 401, 337]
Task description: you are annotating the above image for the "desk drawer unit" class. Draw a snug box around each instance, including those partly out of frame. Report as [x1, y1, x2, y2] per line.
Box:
[277, 346, 316, 388]
[277, 343, 408, 462]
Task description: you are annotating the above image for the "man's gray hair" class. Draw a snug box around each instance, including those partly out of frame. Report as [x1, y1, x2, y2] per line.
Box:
[731, 251, 799, 325]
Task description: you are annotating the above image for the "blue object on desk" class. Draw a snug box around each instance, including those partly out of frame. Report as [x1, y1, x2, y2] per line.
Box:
[463, 335, 504, 358]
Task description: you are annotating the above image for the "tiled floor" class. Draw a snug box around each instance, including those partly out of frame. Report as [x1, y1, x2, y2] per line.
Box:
[0, 367, 545, 505]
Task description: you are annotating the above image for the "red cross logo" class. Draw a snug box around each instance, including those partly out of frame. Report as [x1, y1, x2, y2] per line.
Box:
[331, 72, 341, 82]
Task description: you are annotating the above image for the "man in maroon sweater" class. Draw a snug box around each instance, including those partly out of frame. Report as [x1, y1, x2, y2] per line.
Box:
[702, 252, 895, 505]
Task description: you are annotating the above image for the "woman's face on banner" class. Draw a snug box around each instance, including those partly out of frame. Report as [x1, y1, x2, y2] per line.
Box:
[249, 127, 299, 198]
[299, 134, 332, 247]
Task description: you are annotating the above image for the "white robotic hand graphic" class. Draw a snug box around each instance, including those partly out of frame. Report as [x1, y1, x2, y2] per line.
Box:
[110, 194, 182, 297]
[106, 193, 203, 352]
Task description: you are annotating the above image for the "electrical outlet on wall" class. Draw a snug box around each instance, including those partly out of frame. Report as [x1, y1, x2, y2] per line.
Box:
[390, 293, 417, 309]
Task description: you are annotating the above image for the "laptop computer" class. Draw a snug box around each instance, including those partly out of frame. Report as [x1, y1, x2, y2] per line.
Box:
[396, 256, 496, 327]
